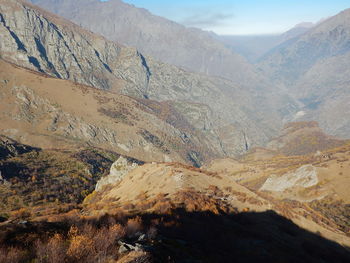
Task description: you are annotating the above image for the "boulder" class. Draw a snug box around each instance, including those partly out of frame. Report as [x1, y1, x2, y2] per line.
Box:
[95, 156, 138, 191]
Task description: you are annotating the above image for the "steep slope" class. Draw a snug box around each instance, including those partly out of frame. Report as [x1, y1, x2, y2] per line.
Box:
[0, 0, 290, 155]
[258, 9, 350, 138]
[28, 0, 299, 125]
[259, 9, 350, 86]
[0, 59, 221, 166]
[28, 0, 271, 90]
[0, 137, 125, 214]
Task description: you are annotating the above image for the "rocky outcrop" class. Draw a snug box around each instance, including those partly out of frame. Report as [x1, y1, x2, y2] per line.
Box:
[0, 135, 39, 160]
[260, 165, 318, 192]
[95, 156, 139, 192]
[0, 59, 222, 165]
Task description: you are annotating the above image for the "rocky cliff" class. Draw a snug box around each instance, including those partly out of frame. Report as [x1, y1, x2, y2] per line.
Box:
[0, 59, 222, 166]
[28, 0, 271, 91]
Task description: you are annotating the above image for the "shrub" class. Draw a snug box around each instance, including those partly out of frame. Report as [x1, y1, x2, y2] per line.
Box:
[0, 247, 28, 263]
[35, 234, 67, 263]
[11, 208, 31, 220]
[110, 223, 127, 240]
[67, 235, 95, 261]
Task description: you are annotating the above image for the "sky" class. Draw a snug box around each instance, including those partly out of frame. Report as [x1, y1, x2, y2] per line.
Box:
[106, 0, 350, 35]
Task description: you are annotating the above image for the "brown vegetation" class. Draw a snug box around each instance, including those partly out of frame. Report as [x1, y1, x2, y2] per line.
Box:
[0, 212, 155, 263]
[0, 147, 118, 216]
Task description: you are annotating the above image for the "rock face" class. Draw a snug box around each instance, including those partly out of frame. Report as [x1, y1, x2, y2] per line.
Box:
[95, 156, 139, 192]
[260, 165, 318, 192]
[28, 0, 271, 90]
[0, 59, 222, 166]
[0, 135, 39, 160]
[258, 9, 350, 138]
[0, 0, 292, 156]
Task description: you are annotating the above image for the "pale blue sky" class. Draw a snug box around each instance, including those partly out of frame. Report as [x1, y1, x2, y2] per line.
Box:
[102, 0, 350, 35]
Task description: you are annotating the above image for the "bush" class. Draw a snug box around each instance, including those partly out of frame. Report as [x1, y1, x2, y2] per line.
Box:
[0, 247, 28, 263]
[36, 234, 67, 263]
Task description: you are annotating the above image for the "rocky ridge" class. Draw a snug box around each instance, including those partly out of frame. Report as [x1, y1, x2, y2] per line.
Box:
[28, 0, 272, 91]
[0, 59, 223, 166]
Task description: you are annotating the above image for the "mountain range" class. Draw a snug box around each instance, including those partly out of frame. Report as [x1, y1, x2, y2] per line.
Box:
[258, 8, 350, 138]
[1, 0, 300, 159]
[26, 0, 350, 141]
[0, 0, 350, 262]
[27, 0, 273, 90]
[218, 22, 316, 62]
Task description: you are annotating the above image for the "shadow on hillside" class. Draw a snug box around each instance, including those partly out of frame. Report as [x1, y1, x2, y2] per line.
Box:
[0, 209, 349, 263]
[140, 209, 350, 263]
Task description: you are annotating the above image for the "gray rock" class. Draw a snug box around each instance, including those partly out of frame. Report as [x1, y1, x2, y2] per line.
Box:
[95, 156, 139, 191]
[118, 241, 144, 253]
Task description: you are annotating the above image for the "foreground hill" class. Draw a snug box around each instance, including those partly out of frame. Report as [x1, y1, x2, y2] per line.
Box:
[0, 133, 349, 262]
[258, 8, 350, 138]
[0, 0, 293, 155]
[1, 152, 350, 262]
[0, 135, 126, 215]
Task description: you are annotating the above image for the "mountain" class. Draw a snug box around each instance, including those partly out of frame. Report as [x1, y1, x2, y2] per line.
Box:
[0, 59, 225, 166]
[27, 0, 276, 91]
[218, 22, 315, 62]
[0, 0, 295, 156]
[0, 1, 349, 262]
[266, 121, 348, 156]
[282, 22, 316, 40]
[258, 9, 350, 139]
